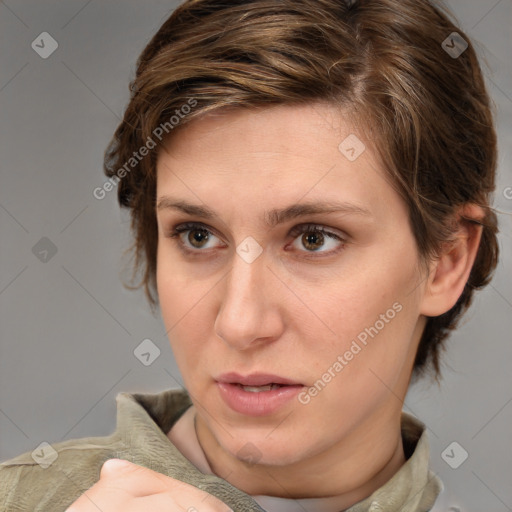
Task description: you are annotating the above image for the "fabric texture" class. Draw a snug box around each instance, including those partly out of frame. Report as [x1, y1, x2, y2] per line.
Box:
[167, 404, 443, 512]
[0, 389, 443, 511]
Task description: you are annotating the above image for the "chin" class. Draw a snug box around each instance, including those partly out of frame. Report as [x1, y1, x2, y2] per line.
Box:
[225, 433, 313, 467]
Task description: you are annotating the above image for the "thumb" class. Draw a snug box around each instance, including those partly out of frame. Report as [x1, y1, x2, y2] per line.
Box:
[98, 458, 178, 496]
[100, 458, 135, 477]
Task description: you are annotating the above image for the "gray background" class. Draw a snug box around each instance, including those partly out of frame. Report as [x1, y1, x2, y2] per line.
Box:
[0, 1, 511, 510]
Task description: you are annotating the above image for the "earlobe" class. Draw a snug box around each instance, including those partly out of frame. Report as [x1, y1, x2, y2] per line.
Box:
[420, 204, 484, 317]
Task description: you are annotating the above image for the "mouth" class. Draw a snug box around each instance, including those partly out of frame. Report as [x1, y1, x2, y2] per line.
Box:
[215, 372, 304, 416]
[235, 383, 285, 393]
[216, 372, 303, 387]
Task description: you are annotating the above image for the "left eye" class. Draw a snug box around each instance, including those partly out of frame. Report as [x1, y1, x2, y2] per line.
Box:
[288, 224, 345, 253]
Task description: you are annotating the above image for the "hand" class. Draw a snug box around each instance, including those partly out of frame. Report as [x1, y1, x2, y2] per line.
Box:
[66, 458, 233, 512]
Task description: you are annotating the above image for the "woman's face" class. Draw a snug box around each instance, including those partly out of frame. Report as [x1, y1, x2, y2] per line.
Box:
[155, 103, 428, 470]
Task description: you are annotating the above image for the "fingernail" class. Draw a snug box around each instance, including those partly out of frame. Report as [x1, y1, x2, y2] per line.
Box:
[103, 458, 130, 470]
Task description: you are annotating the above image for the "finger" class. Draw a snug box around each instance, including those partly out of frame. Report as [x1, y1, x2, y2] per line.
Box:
[99, 459, 174, 497]
[131, 494, 234, 512]
[66, 459, 167, 510]
[100, 459, 233, 511]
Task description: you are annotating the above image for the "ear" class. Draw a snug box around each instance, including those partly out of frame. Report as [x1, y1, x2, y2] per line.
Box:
[420, 204, 484, 317]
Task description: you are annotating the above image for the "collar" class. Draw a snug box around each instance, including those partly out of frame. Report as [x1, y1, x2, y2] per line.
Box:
[114, 388, 266, 511]
[116, 389, 442, 512]
[346, 412, 443, 512]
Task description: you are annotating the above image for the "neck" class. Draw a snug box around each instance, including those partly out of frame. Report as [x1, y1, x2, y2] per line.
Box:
[195, 410, 406, 509]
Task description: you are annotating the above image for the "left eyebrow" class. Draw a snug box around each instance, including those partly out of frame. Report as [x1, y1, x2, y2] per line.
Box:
[263, 201, 373, 228]
[156, 196, 373, 228]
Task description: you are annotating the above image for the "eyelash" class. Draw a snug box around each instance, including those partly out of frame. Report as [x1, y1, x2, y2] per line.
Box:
[165, 221, 346, 259]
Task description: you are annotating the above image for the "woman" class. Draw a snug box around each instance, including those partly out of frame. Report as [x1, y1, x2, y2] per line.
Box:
[0, 0, 499, 510]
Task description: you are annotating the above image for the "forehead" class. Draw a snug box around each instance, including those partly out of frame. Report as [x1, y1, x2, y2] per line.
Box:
[158, 103, 359, 162]
[154, 103, 401, 224]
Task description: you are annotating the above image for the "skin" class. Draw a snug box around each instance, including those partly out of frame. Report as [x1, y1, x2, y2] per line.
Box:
[154, 103, 482, 506]
[66, 459, 232, 512]
[69, 102, 482, 511]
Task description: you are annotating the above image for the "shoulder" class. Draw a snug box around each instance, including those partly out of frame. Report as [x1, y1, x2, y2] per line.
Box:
[0, 388, 192, 511]
[0, 432, 122, 511]
[0, 389, 264, 512]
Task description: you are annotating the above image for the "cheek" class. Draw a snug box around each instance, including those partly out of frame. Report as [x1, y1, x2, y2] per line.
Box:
[156, 248, 216, 373]
[296, 299, 420, 439]
[298, 250, 422, 397]
[156, 244, 204, 321]
[299, 256, 418, 352]
[156, 250, 191, 351]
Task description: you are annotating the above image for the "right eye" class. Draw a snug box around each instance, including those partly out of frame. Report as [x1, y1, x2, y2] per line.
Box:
[166, 222, 226, 254]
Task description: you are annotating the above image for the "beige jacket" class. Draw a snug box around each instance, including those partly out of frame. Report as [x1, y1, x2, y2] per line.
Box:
[0, 389, 442, 511]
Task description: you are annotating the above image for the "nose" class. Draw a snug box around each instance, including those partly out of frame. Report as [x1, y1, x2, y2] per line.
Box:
[214, 250, 285, 351]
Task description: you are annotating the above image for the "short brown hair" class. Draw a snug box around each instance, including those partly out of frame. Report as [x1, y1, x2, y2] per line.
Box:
[104, 0, 499, 379]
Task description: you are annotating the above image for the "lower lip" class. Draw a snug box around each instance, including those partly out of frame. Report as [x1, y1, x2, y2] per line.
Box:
[216, 382, 303, 416]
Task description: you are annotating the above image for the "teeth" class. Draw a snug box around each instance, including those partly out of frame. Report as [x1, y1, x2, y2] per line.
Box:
[240, 384, 280, 392]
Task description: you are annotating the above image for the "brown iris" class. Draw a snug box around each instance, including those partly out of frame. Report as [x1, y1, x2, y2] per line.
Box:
[188, 228, 210, 248]
[302, 231, 324, 251]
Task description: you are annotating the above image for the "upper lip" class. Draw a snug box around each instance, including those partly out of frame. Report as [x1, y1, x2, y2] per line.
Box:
[216, 372, 303, 386]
